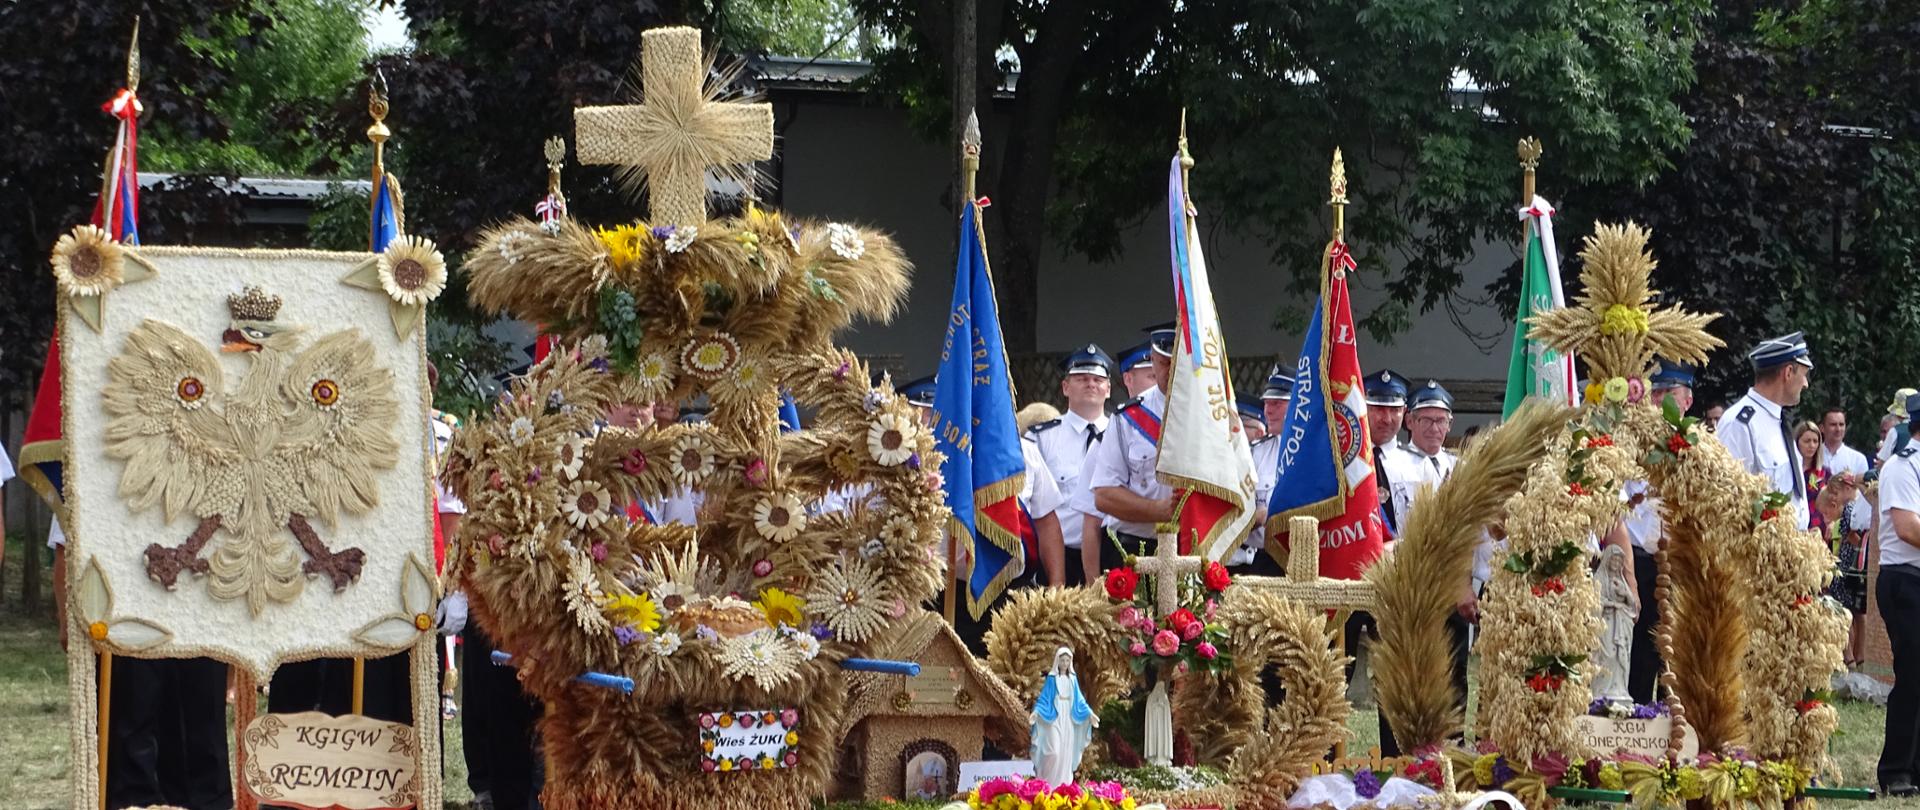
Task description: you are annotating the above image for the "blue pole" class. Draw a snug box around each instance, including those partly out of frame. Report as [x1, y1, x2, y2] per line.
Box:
[841, 658, 921, 676]
[491, 650, 635, 694]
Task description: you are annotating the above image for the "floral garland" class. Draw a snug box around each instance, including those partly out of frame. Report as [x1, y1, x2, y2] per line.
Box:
[1102, 560, 1233, 676]
[1391, 744, 1818, 810]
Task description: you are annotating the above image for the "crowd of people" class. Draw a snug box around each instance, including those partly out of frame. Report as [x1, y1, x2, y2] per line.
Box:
[11, 323, 1920, 806]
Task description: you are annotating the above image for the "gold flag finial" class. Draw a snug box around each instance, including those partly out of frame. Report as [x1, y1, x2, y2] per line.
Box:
[1517, 137, 1543, 172]
[367, 69, 392, 146]
[126, 17, 141, 91]
[544, 135, 566, 195]
[1329, 147, 1349, 206]
[1178, 108, 1194, 171]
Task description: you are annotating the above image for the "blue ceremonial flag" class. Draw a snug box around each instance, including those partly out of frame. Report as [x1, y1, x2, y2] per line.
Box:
[932, 199, 1032, 619]
[371, 173, 401, 252]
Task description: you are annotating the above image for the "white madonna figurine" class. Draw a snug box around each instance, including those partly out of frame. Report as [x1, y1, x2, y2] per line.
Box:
[1030, 646, 1098, 786]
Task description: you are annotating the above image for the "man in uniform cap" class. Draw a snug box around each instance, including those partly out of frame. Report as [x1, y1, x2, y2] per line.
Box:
[1717, 332, 1814, 529]
[1230, 367, 1291, 573]
[1115, 342, 1159, 399]
[1026, 345, 1113, 586]
[1875, 391, 1920, 797]
[1622, 359, 1693, 702]
[1236, 396, 1268, 441]
[1087, 323, 1178, 569]
[1366, 370, 1415, 538]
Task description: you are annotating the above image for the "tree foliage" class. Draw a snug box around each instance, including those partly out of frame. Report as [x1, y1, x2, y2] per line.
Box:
[1541, 0, 1920, 443]
[851, 0, 1708, 348]
[0, 2, 266, 408]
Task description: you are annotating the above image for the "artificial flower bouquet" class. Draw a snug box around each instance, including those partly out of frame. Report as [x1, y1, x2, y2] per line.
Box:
[1102, 559, 1233, 676]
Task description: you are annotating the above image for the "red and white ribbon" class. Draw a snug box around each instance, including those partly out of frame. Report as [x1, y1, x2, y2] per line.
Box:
[103, 88, 142, 120]
[535, 194, 565, 223]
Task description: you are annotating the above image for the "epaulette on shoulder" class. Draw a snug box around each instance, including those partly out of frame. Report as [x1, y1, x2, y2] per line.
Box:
[1736, 405, 1756, 425]
[1028, 418, 1063, 434]
[1899, 447, 1919, 459]
[1117, 396, 1146, 413]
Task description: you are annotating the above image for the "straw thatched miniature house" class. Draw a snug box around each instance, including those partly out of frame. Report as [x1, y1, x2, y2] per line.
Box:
[834, 611, 1029, 801]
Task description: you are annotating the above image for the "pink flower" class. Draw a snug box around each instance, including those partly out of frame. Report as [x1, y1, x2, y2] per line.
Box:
[1151, 629, 1180, 656]
[978, 778, 1019, 802]
[1129, 641, 1147, 656]
[1174, 660, 1190, 678]
[1180, 620, 1204, 641]
[889, 598, 908, 618]
[621, 448, 647, 476]
[1090, 782, 1127, 802]
[1627, 376, 1647, 403]
[752, 559, 774, 577]
[589, 542, 608, 562]
[1051, 782, 1083, 800]
[1116, 606, 1143, 629]
[1016, 778, 1049, 802]
[744, 458, 768, 487]
[1196, 641, 1217, 660]
[1204, 599, 1217, 622]
[780, 708, 800, 726]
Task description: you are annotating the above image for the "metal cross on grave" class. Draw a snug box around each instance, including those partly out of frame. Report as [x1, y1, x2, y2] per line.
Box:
[1238, 516, 1378, 613]
[574, 26, 774, 228]
[1132, 529, 1207, 619]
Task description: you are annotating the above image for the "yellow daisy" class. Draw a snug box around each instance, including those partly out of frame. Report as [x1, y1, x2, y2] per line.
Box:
[754, 587, 806, 629]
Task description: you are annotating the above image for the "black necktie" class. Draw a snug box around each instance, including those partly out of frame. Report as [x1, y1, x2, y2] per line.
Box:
[1086, 424, 1101, 450]
[1780, 410, 1805, 499]
[1375, 445, 1398, 531]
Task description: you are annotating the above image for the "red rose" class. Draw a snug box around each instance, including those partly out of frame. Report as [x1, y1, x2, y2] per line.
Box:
[1203, 561, 1232, 592]
[1104, 567, 1139, 601]
[1167, 607, 1200, 635]
[1668, 433, 1691, 453]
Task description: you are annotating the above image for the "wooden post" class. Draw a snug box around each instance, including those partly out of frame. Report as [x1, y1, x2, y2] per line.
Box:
[98, 651, 112, 810]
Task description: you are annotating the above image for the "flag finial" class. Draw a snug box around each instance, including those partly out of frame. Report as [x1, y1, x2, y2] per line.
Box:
[125, 17, 141, 92]
[544, 135, 566, 196]
[1329, 148, 1349, 240]
[962, 108, 981, 203]
[1517, 137, 1544, 172]
[1177, 108, 1193, 171]
[367, 69, 392, 148]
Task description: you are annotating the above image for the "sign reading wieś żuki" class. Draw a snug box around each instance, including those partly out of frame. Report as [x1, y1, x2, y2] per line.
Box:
[241, 712, 418, 809]
[699, 708, 801, 772]
[1576, 715, 1700, 760]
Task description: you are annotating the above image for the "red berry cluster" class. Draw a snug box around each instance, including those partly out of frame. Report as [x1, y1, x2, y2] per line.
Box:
[1791, 594, 1813, 608]
[1585, 435, 1616, 448]
[1568, 482, 1591, 497]
[1667, 432, 1692, 453]
[1795, 698, 1824, 714]
[1530, 576, 1568, 598]
[1761, 508, 1781, 522]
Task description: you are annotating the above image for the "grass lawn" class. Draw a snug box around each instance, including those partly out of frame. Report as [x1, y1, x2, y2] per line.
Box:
[0, 531, 1903, 808]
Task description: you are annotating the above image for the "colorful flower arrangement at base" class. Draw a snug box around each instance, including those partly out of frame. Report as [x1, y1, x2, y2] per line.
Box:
[1388, 743, 1819, 808]
[1588, 698, 1669, 720]
[960, 777, 1142, 810]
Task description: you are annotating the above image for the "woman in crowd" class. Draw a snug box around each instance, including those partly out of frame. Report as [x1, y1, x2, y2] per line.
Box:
[1801, 421, 1870, 669]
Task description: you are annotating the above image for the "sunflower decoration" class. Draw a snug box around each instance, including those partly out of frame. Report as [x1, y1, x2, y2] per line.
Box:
[866, 411, 919, 467]
[50, 224, 156, 332]
[343, 234, 449, 338]
[555, 436, 587, 480]
[717, 628, 803, 689]
[669, 433, 717, 486]
[596, 223, 652, 278]
[752, 492, 808, 543]
[561, 480, 612, 529]
[754, 587, 806, 629]
[603, 590, 663, 633]
[680, 332, 743, 381]
[805, 558, 890, 643]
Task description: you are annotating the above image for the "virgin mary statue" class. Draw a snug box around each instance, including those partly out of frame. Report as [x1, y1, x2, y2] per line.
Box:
[1029, 647, 1097, 786]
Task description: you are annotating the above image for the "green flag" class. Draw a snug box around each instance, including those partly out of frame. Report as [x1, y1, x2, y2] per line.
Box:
[1502, 197, 1574, 417]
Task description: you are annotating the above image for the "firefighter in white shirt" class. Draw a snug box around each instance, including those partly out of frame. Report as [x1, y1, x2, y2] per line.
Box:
[1088, 323, 1178, 568]
[1025, 345, 1112, 586]
[1231, 369, 1288, 573]
[1716, 332, 1815, 530]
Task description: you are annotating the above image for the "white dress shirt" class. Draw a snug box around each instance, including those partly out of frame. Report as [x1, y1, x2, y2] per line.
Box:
[1026, 410, 1108, 548]
[1716, 388, 1809, 530]
[1878, 447, 1920, 568]
[1086, 387, 1171, 538]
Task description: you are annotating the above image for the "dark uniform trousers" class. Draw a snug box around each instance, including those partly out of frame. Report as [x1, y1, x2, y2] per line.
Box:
[106, 657, 232, 810]
[268, 653, 413, 723]
[1880, 564, 1920, 786]
[1627, 547, 1663, 704]
[462, 624, 545, 810]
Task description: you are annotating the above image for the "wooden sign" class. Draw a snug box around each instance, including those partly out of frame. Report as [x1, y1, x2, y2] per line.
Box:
[699, 708, 801, 772]
[241, 712, 418, 809]
[1577, 715, 1699, 760]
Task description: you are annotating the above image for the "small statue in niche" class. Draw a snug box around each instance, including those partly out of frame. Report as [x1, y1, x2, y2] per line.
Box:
[1029, 647, 1097, 786]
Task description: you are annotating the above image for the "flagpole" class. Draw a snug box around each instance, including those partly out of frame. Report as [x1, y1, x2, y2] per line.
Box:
[1326, 147, 1349, 764]
[354, 73, 392, 717]
[943, 110, 983, 625]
